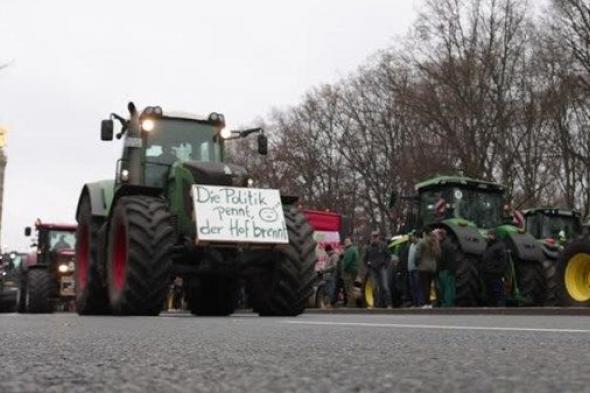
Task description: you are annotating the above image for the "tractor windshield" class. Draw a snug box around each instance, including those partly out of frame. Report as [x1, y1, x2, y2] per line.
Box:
[452, 188, 503, 229]
[144, 118, 222, 165]
[419, 187, 455, 226]
[540, 215, 580, 240]
[419, 186, 503, 228]
[48, 230, 75, 252]
[141, 118, 222, 187]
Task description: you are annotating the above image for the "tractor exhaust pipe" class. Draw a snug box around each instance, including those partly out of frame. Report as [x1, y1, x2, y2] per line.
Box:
[125, 102, 143, 186]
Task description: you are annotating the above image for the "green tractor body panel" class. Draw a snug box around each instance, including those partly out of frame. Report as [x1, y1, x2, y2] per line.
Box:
[494, 224, 519, 239]
[78, 180, 115, 218]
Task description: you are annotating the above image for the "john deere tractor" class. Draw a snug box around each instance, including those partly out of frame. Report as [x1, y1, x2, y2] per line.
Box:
[524, 208, 582, 305]
[74, 102, 316, 316]
[381, 176, 551, 307]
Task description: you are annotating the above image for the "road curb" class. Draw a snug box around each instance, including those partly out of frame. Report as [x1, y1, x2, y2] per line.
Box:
[304, 307, 590, 316]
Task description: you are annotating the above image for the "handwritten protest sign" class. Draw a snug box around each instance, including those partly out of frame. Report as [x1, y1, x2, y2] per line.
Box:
[192, 185, 289, 244]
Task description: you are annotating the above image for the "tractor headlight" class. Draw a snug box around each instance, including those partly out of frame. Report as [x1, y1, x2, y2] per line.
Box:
[141, 119, 155, 132]
[121, 169, 129, 182]
[58, 264, 68, 274]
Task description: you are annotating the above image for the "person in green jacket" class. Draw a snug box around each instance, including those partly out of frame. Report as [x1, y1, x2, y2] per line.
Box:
[342, 237, 360, 307]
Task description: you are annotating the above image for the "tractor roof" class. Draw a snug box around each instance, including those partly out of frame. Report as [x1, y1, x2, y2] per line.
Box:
[522, 208, 581, 218]
[416, 176, 504, 192]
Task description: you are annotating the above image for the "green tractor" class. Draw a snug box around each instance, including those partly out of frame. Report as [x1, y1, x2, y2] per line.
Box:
[377, 176, 552, 307]
[524, 208, 582, 306]
[74, 102, 316, 316]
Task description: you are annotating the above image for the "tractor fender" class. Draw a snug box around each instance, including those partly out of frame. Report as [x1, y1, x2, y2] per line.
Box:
[505, 232, 544, 262]
[76, 180, 115, 219]
[442, 223, 487, 256]
[541, 243, 559, 260]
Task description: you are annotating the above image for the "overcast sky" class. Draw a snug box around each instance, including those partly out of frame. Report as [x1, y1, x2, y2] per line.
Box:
[0, 0, 422, 250]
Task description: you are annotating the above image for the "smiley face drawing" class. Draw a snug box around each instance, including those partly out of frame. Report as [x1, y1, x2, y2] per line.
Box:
[259, 206, 279, 222]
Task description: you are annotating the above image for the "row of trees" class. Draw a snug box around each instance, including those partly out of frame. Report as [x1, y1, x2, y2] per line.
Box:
[230, 0, 590, 238]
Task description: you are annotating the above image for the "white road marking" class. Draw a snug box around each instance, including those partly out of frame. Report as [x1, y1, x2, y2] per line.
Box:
[282, 320, 590, 334]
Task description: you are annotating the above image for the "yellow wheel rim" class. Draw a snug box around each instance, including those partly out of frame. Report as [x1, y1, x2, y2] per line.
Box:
[364, 278, 375, 307]
[565, 253, 590, 302]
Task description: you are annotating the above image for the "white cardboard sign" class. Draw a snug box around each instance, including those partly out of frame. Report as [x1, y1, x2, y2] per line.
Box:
[192, 184, 289, 244]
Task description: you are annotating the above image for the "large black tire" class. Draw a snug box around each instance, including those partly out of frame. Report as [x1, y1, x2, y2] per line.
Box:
[542, 258, 558, 306]
[556, 237, 590, 307]
[25, 269, 53, 313]
[446, 237, 481, 307]
[516, 261, 546, 306]
[76, 194, 111, 315]
[188, 275, 239, 316]
[16, 272, 26, 313]
[107, 196, 175, 316]
[247, 205, 316, 316]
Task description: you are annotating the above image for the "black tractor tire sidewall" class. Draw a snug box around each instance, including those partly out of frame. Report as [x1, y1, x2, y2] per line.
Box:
[247, 205, 316, 317]
[106, 196, 175, 316]
[26, 269, 53, 313]
[76, 194, 111, 315]
[542, 258, 558, 307]
[515, 260, 546, 307]
[447, 236, 480, 307]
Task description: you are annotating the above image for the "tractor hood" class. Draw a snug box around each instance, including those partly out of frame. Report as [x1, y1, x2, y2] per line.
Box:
[181, 161, 249, 187]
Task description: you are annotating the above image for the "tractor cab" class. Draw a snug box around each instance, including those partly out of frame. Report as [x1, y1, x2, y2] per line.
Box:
[101, 104, 267, 190]
[25, 221, 76, 268]
[18, 220, 77, 313]
[415, 176, 505, 229]
[524, 208, 582, 246]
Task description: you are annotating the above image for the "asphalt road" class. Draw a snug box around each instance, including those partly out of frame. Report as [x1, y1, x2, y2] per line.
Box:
[1, 312, 590, 393]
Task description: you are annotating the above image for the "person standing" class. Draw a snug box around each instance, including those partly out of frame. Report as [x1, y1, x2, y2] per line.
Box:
[322, 245, 339, 308]
[415, 230, 440, 308]
[435, 229, 457, 307]
[341, 237, 360, 307]
[481, 229, 507, 307]
[364, 231, 392, 309]
[406, 232, 420, 306]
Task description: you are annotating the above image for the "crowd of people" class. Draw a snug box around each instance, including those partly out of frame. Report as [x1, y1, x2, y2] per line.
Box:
[318, 228, 509, 309]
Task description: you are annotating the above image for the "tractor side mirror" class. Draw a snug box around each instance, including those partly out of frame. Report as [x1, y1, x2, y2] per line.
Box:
[24, 227, 31, 237]
[257, 133, 268, 155]
[101, 120, 114, 141]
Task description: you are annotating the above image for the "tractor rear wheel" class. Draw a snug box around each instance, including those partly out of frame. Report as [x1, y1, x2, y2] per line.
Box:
[107, 196, 175, 316]
[516, 260, 546, 306]
[447, 237, 480, 306]
[542, 258, 558, 306]
[188, 275, 239, 316]
[556, 237, 590, 306]
[25, 268, 53, 313]
[75, 194, 111, 315]
[247, 205, 316, 316]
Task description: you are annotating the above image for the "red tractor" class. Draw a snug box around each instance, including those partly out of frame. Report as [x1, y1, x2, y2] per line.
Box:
[17, 220, 77, 313]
